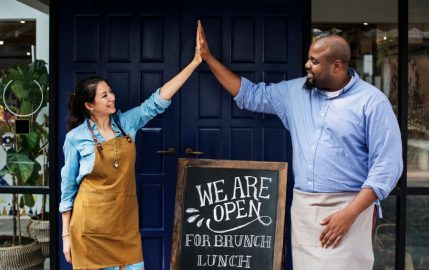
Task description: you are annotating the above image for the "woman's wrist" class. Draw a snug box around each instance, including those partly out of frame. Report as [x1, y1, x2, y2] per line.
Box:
[191, 58, 201, 67]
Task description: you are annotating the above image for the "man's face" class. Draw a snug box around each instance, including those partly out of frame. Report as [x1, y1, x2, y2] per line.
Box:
[304, 43, 333, 90]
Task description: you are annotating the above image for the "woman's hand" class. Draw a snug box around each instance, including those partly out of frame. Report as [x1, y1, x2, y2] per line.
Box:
[193, 22, 203, 65]
[63, 235, 72, 264]
[197, 20, 212, 62]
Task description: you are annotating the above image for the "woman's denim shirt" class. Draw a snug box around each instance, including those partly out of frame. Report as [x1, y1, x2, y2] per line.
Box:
[59, 89, 171, 213]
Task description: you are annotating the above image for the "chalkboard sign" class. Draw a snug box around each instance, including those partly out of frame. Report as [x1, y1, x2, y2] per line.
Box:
[171, 159, 287, 270]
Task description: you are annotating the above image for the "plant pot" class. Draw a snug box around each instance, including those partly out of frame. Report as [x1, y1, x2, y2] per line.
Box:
[0, 235, 44, 270]
[28, 213, 50, 258]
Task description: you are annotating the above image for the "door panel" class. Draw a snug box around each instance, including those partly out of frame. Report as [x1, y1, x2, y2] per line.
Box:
[57, 1, 180, 269]
[180, 2, 303, 269]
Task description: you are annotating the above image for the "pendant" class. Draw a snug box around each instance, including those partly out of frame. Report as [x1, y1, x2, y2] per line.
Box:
[113, 160, 119, 168]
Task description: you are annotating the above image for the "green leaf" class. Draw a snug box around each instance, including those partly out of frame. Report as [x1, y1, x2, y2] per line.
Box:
[34, 173, 45, 186]
[26, 169, 40, 186]
[22, 131, 39, 150]
[34, 123, 48, 140]
[11, 82, 28, 99]
[38, 74, 48, 86]
[0, 168, 8, 177]
[19, 196, 25, 208]
[6, 150, 35, 184]
[23, 194, 35, 208]
[20, 100, 32, 115]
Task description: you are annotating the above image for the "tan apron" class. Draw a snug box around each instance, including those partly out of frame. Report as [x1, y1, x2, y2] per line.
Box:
[291, 188, 374, 270]
[69, 135, 143, 269]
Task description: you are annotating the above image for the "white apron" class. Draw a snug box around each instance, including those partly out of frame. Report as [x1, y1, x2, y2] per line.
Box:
[291, 188, 374, 270]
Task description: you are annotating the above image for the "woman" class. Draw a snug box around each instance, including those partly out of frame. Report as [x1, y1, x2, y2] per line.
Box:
[60, 29, 202, 270]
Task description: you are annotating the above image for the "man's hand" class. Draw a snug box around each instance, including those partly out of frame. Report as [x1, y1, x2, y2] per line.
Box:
[319, 208, 357, 248]
[63, 235, 72, 264]
[197, 20, 212, 62]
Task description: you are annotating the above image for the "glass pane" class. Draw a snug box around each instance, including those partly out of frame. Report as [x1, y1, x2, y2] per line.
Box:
[0, 9, 49, 188]
[407, 0, 429, 187]
[0, 1, 50, 269]
[312, 9, 398, 111]
[407, 196, 429, 270]
[373, 196, 397, 270]
[0, 193, 50, 269]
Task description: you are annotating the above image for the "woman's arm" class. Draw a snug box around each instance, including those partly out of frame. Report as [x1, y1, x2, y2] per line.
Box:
[62, 211, 72, 263]
[159, 24, 202, 100]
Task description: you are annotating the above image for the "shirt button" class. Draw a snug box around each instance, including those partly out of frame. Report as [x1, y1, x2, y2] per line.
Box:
[320, 113, 325, 117]
[317, 130, 321, 134]
[308, 164, 312, 168]
[311, 146, 315, 149]
[308, 181, 312, 185]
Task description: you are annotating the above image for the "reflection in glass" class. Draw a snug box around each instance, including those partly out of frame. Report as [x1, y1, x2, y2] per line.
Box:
[407, 196, 429, 270]
[373, 196, 396, 270]
[311, 23, 399, 112]
[407, 1, 429, 187]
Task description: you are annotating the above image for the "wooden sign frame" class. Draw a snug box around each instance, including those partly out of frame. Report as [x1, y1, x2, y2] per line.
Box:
[171, 158, 288, 270]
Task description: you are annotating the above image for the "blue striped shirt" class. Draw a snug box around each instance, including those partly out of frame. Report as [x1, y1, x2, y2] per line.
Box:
[234, 69, 403, 200]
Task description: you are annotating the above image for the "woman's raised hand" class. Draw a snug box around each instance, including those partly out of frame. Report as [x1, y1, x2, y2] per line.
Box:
[193, 21, 202, 65]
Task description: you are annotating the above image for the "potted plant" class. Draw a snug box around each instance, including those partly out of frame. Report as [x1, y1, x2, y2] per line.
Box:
[0, 60, 49, 269]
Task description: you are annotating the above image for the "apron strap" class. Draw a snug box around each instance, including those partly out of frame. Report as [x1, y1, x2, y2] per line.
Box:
[86, 117, 132, 154]
[112, 116, 132, 143]
[86, 119, 103, 155]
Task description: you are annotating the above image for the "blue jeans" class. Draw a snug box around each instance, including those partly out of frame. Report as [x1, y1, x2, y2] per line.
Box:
[102, 261, 144, 270]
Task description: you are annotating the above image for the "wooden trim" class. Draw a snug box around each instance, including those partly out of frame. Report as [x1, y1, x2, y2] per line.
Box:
[171, 158, 288, 270]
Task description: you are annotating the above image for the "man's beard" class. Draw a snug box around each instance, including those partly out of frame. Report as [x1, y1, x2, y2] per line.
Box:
[304, 77, 316, 90]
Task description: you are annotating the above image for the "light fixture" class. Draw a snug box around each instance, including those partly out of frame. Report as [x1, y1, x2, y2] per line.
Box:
[0, 41, 4, 45]
[20, 20, 26, 24]
[363, 22, 369, 26]
[26, 52, 31, 56]
[383, 36, 387, 40]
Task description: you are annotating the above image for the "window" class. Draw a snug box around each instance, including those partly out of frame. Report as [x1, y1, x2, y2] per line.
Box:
[0, 0, 52, 269]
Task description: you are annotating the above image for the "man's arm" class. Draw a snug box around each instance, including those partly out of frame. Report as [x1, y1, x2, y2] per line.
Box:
[319, 188, 377, 248]
[198, 20, 241, 96]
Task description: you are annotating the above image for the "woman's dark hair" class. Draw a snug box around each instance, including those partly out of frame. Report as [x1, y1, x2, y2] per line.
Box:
[67, 76, 108, 131]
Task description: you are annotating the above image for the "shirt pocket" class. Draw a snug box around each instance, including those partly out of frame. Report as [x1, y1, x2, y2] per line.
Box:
[78, 145, 95, 175]
[323, 129, 346, 155]
[78, 145, 94, 157]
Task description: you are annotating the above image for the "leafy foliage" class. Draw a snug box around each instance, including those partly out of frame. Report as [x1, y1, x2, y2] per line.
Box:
[0, 60, 49, 207]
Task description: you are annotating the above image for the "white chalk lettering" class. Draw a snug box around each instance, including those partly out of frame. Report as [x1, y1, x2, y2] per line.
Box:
[259, 177, 271, 199]
[232, 176, 246, 200]
[196, 179, 228, 207]
[197, 255, 252, 268]
[185, 234, 211, 247]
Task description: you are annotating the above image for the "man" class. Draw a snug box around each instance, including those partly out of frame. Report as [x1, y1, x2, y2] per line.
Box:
[197, 21, 403, 270]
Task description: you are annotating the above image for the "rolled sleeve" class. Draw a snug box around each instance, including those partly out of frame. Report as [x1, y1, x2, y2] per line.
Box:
[233, 77, 276, 114]
[59, 138, 80, 213]
[153, 88, 172, 108]
[120, 88, 171, 131]
[361, 99, 403, 200]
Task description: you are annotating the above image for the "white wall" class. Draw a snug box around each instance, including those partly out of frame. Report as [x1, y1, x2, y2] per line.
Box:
[0, 0, 49, 67]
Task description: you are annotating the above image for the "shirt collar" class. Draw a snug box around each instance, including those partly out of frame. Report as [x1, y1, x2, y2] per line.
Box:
[317, 68, 358, 99]
[86, 115, 121, 134]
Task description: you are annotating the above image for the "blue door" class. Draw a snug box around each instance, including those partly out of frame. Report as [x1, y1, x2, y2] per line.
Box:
[56, 1, 304, 269]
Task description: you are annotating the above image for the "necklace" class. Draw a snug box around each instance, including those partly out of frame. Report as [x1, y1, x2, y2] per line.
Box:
[113, 137, 119, 168]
